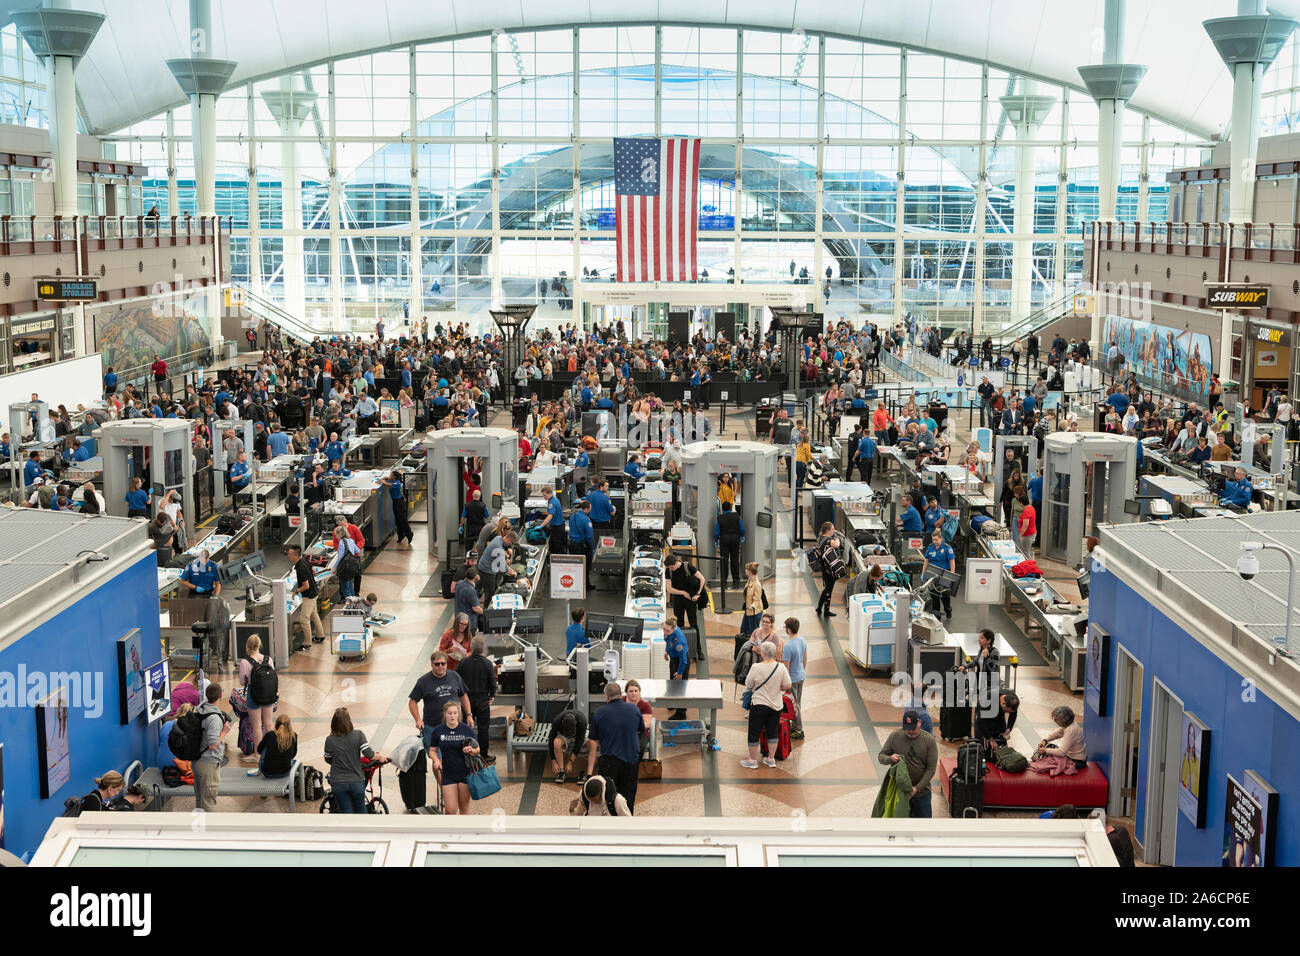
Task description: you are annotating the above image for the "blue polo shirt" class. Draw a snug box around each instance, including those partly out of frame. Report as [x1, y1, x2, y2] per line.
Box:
[229, 460, 250, 490]
[324, 440, 346, 462]
[569, 509, 594, 547]
[856, 436, 877, 460]
[180, 559, 220, 594]
[664, 627, 689, 676]
[924, 506, 944, 534]
[23, 459, 42, 487]
[387, 478, 404, 501]
[588, 490, 615, 522]
[1028, 475, 1043, 505]
[624, 461, 646, 480]
[565, 622, 589, 655]
[328, 465, 351, 479]
[267, 431, 293, 456]
[900, 505, 923, 533]
[125, 488, 151, 511]
[546, 495, 563, 526]
[588, 699, 643, 765]
[925, 542, 955, 572]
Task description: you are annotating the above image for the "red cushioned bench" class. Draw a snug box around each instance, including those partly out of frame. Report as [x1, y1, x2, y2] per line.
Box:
[938, 757, 1109, 811]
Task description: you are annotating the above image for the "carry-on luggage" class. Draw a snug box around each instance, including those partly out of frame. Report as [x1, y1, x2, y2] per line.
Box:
[939, 705, 972, 742]
[398, 748, 428, 811]
[759, 692, 797, 761]
[948, 771, 984, 818]
[956, 738, 986, 784]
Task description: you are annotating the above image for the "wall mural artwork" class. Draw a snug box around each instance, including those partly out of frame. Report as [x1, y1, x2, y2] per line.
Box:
[92, 294, 211, 373]
[1103, 315, 1213, 398]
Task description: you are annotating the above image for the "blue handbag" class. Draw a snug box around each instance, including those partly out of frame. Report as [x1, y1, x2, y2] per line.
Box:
[741, 663, 778, 711]
[466, 755, 501, 801]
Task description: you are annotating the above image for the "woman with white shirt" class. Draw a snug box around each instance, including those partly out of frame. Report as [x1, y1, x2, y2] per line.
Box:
[740, 642, 793, 770]
[1039, 705, 1087, 769]
[160, 489, 186, 551]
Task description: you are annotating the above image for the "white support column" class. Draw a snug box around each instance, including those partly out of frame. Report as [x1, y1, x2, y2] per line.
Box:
[262, 79, 316, 319]
[654, 25, 662, 138]
[1205, 3, 1297, 223]
[973, 66, 989, 337]
[1000, 90, 1055, 322]
[166, 109, 178, 215]
[11, 8, 105, 217]
[812, 36, 825, 306]
[409, 44, 422, 331]
[328, 62, 342, 330]
[572, 28, 582, 324]
[1137, 114, 1151, 222]
[893, 51, 907, 324]
[733, 30, 743, 289]
[246, 84, 261, 298]
[1078, 0, 1145, 223]
[489, 32, 502, 311]
[1054, 93, 1069, 306]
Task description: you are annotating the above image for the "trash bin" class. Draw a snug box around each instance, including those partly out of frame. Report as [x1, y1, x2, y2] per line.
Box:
[223, 340, 237, 361]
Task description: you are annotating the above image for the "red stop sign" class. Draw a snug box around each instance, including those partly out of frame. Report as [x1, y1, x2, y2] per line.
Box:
[560, 574, 574, 588]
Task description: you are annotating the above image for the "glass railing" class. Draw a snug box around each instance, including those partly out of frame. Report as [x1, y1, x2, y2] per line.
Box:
[0, 214, 232, 247]
[1093, 220, 1294, 253]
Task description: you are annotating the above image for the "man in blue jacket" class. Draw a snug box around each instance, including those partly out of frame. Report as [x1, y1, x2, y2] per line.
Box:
[568, 498, 595, 573]
[898, 493, 923, 534]
[1220, 468, 1253, 509]
[853, 432, 877, 484]
[588, 479, 616, 527]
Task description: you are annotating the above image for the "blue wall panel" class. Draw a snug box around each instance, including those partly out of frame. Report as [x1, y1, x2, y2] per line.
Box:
[1089, 568, 1300, 867]
[0, 554, 163, 858]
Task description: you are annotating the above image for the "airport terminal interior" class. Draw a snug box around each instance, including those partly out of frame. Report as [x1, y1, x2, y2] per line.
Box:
[0, 0, 1298, 872]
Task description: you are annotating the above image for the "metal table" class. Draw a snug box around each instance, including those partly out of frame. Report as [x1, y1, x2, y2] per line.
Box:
[945, 631, 1018, 692]
[637, 678, 725, 755]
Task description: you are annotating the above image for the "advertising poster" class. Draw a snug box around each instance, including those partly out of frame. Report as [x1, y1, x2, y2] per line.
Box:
[1103, 315, 1213, 398]
[379, 399, 401, 425]
[145, 659, 171, 724]
[1222, 774, 1263, 868]
[117, 629, 146, 724]
[1243, 771, 1279, 867]
[1177, 712, 1210, 828]
[1084, 623, 1110, 717]
[36, 687, 71, 799]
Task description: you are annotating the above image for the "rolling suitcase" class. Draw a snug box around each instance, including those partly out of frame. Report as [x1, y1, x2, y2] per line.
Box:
[939, 705, 972, 742]
[956, 738, 986, 784]
[398, 748, 428, 812]
[948, 771, 984, 818]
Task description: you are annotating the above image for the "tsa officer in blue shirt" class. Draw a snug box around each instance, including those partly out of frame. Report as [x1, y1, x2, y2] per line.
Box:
[923, 496, 945, 535]
[179, 549, 222, 599]
[568, 499, 596, 573]
[898, 493, 924, 534]
[573, 446, 590, 497]
[587, 479, 616, 527]
[922, 529, 955, 619]
[661, 615, 692, 718]
[1220, 467, 1254, 509]
[541, 486, 567, 552]
[326, 459, 352, 480]
[229, 451, 252, 493]
[853, 432, 877, 484]
[565, 607, 590, 655]
[324, 432, 346, 464]
[380, 469, 414, 546]
[23, 450, 43, 488]
[624, 451, 646, 484]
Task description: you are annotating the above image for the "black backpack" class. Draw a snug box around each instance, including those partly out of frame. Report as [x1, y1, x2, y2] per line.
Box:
[248, 657, 278, 705]
[215, 515, 241, 536]
[733, 643, 757, 685]
[296, 766, 324, 801]
[61, 797, 83, 818]
[168, 709, 225, 761]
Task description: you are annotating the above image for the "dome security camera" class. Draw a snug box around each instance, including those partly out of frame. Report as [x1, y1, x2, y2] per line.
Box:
[1238, 541, 1262, 581]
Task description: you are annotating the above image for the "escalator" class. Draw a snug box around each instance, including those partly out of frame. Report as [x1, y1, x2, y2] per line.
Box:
[235, 288, 332, 345]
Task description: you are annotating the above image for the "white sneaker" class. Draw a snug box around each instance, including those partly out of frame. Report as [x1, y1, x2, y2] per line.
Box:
[762, 757, 777, 768]
[739, 758, 759, 769]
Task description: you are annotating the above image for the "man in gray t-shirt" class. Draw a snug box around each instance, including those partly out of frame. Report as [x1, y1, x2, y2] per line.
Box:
[454, 567, 484, 633]
[476, 531, 517, 603]
[194, 683, 230, 812]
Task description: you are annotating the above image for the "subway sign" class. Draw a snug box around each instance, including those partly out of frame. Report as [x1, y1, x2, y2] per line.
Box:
[1205, 284, 1269, 309]
[35, 277, 98, 301]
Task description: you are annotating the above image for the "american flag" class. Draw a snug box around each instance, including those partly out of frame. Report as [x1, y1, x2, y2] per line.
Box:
[614, 137, 700, 282]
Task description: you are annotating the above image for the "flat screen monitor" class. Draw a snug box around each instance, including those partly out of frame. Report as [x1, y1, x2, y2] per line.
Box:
[755, 510, 773, 529]
[481, 608, 546, 634]
[220, 550, 267, 585]
[1122, 499, 1142, 516]
[585, 612, 645, 644]
[491, 492, 503, 510]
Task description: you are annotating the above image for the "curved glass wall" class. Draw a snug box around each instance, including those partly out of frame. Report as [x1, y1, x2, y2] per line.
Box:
[98, 26, 1209, 332]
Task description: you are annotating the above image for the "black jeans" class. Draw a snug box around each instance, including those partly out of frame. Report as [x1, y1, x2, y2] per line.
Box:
[392, 499, 413, 543]
[669, 657, 691, 720]
[471, 699, 492, 761]
[719, 536, 742, 589]
[817, 569, 837, 613]
[478, 570, 498, 604]
[671, 595, 701, 644]
[597, 755, 638, 813]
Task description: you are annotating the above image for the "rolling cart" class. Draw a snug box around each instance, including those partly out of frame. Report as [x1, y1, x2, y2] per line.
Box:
[330, 604, 374, 661]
